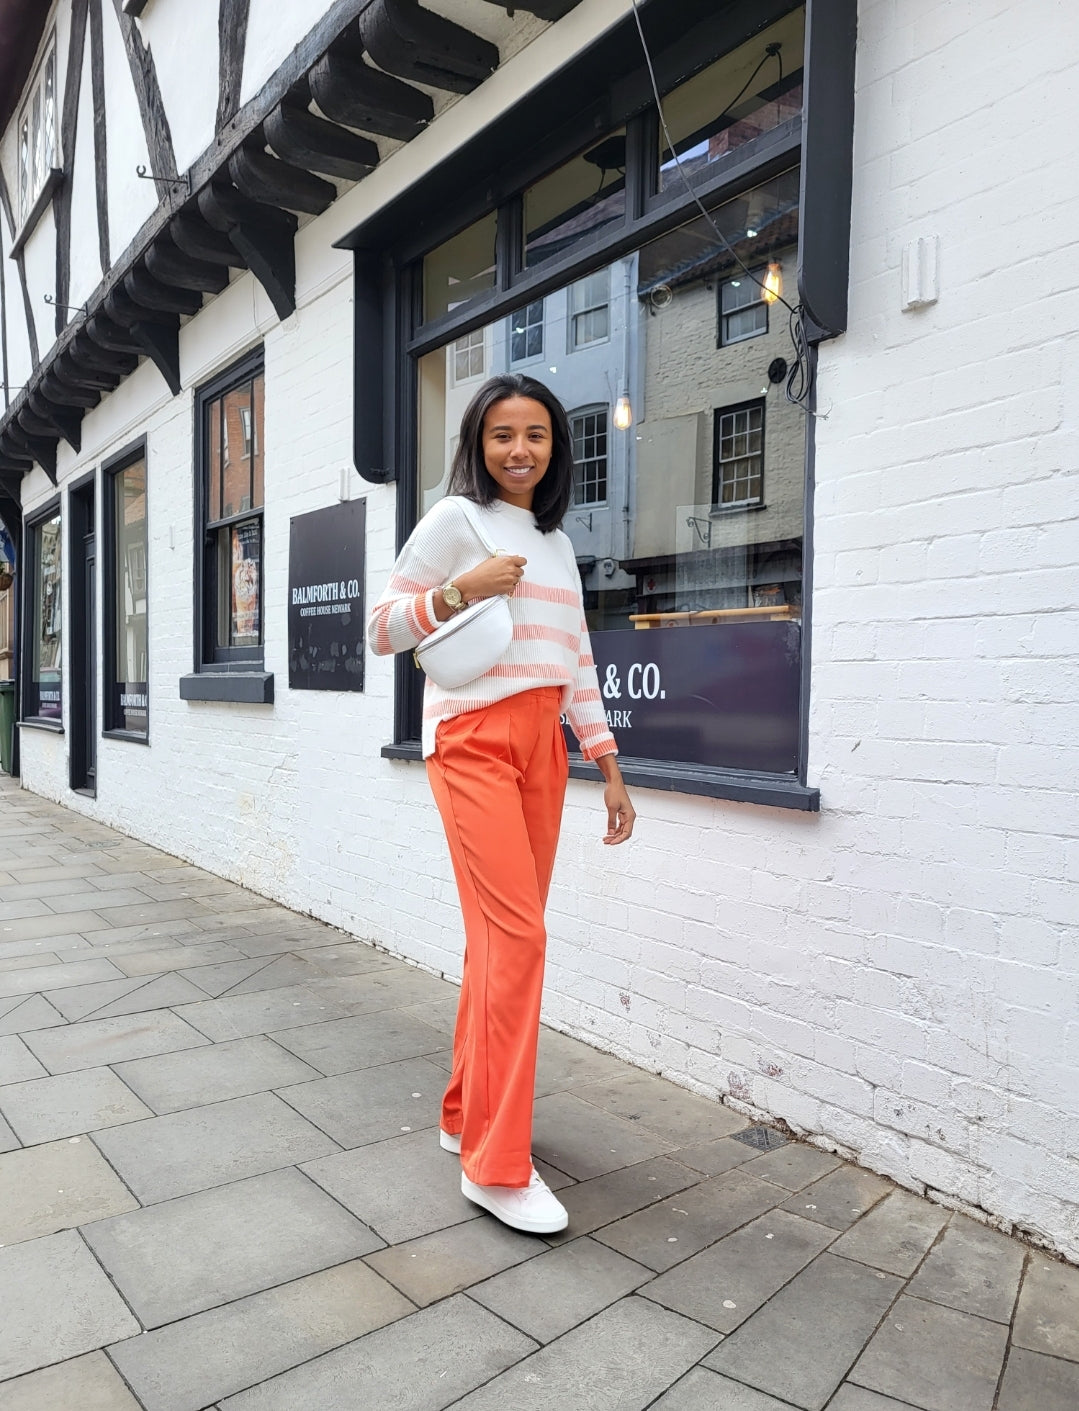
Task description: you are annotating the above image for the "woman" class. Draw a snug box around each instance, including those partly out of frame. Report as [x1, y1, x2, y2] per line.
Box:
[368, 373, 635, 1235]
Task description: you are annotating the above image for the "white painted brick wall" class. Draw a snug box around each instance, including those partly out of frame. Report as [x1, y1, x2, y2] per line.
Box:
[13, 0, 1079, 1260]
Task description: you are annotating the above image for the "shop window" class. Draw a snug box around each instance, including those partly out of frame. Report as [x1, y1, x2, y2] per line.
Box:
[104, 448, 149, 738]
[510, 300, 544, 363]
[713, 401, 765, 507]
[22, 504, 62, 724]
[452, 327, 486, 384]
[569, 271, 610, 349]
[719, 273, 768, 346]
[423, 211, 497, 323]
[523, 129, 627, 268]
[571, 407, 608, 506]
[18, 38, 57, 224]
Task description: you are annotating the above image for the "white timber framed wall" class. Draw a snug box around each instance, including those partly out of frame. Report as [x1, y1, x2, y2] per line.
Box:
[5, 0, 1079, 1262]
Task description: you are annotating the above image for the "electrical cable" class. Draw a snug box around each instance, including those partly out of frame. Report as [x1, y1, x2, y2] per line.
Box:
[627, 0, 816, 411]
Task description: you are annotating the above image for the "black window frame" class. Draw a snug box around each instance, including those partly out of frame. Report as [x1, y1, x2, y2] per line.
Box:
[509, 299, 545, 364]
[344, 0, 857, 810]
[180, 345, 273, 705]
[718, 270, 770, 347]
[102, 438, 150, 742]
[712, 398, 766, 510]
[570, 405, 610, 508]
[20, 495, 63, 731]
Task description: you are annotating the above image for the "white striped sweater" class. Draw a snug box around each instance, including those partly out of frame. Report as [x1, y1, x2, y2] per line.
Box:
[368, 496, 618, 761]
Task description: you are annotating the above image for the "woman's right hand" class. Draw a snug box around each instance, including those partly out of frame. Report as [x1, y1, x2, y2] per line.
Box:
[455, 555, 527, 602]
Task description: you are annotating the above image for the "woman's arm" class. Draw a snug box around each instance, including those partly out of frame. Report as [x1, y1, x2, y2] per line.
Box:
[594, 750, 635, 845]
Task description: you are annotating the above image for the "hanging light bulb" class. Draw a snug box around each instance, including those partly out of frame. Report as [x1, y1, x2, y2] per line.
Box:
[613, 393, 633, 430]
[761, 260, 782, 305]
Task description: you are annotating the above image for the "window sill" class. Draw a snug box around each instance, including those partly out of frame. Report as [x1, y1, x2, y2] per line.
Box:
[711, 502, 767, 516]
[102, 728, 150, 745]
[381, 741, 819, 811]
[9, 169, 64, 261]
[19, 718, 64, 733]
[179, 671, 274, 704]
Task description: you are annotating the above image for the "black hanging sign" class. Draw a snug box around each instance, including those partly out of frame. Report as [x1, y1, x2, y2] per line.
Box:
[288, 499, 366, 692]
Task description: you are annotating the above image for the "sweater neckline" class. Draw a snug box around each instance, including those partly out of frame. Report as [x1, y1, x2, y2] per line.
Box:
[484, 498, 539, 528]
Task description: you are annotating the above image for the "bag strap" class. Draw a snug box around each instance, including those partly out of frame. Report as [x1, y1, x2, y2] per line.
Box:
[452, 497, 501, 558]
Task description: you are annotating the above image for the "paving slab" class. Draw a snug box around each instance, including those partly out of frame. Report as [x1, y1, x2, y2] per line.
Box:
[113, 1034, 321, 1113]
[740, 1142, 843, 1191]
[544, 1154, 701, 1241]
[0, 1230, 140, 1380]
[640, 1208, 837, 1332]
[45, 975, 159, 1021]
[0, 910, 111, 942]
[0, 1136, 139, 1243]
[82, 1167, 383, 1327]
[531, 1090, 676, 1180]
[1012, 1254, 1079, 1361]
[906, 1214, 1025, 1323]
[829, 1189, 950, 1275]
[779, 1163, 894, 1230]
[302, 966, 458, 1012]
[0, 957, 125, 999]
[0, 934, 90, 960]
[302, 1128, 479, 1244]
[668, 1135, 759, 1177]
[0, 1109, 18, 1150]
[0, 1350, 144, 1410]
[594, 1166, 785, 1272]
[572, 1070, 749, 1145]
[176, 957, 278, 997]
[468, 1236, 652, 1342]
[530, 1026, 650, 1095]
[23, 1010, 210, 1073]
[451, 1295, 719, 1410]
[92, 1089, 339, 1203]
[705, 1253, 902, 1411]
[296, 941, 395, 977]
[277, 1055, 447, 1148]
[0, 898, 50, 921]
[997, 1347, 1079, 1411]
[364, 1214, 542, 1307]
[217, 1294, 536, 1411]
[43, 888, 153, 914]
[850, 1293, 1008, 1411]
[0, 948, 62, 971]
[271, 1010, 446, 1075]
[88, 973, 209, 1019]
[173, 986, 351, 1040]
[0, 1033, 48, 1082]
[0, 1066, 153, 1143]
[222, 952, 360, 995]
[108, 1260, 415, 1411]
[828, 1389, 924, 1411]
[107, 941, 249, 976]
[651, 1367, 804, 1411]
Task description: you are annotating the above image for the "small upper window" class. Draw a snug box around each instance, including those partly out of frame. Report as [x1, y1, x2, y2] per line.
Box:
[18, 39, 57, 224]
[713, 400, 765, 508]
[571, 407, 609, 506]
[452, 327, 486, 384]
[568, 271, 610, 350]
[719, 273, 768, 346]
[509, 300, 544, 363]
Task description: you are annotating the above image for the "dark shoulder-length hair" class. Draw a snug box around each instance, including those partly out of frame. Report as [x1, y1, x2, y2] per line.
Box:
[446, 373, 574, 533]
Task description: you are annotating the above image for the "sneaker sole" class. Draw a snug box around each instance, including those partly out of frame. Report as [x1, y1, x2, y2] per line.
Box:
[439, 1129, 462, 1154]
[460, 1173, 568, 1235]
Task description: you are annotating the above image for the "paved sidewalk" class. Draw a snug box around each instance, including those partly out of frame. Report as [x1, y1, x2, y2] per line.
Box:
[0, 778, 1076, 1411]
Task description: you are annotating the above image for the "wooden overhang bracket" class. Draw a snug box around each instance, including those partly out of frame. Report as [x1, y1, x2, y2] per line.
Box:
[198, 180, 299, 322]
[41, 370, 101, 411]
[359, 0, 499, 95]
[309, 42, 433, 143]
[5, 424, 58, 483]
[17, 408, 66, 441]
[228, 140, 337, 216]
[56, 349, 120, 392]
[27, 391, 83, 454]
[124, 265, 204, 318]
[264, 101, 379, 183]
[85, 312, 144, 356]
[480, 0, 581, 18]
[69, 331, 139, 379]
[103, 286, 182, 396]
[146, 233, 231, 294]
[171, 209, 246, 268]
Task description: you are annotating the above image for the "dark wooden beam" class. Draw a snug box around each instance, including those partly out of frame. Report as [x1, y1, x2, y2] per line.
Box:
[218, 0, 252, 130]
[89, 0, 111, 274]
[17, 408, 63, 441]
[103, 285, 182, 394]
[55, 0, 90, 337]
[0, 168, 39, 369]
[146, 234, 231, 294]
[309, 44, 432, 142]
[85, 312, 142, 355]
[41, 370, 100, 410]
[359, 0, 499, 95]
[198, 181, 298, 321]
[125, 265, 204, 317]
[56, 349, 120, 392]
[171, 210, 246, 267]
[264, 101, 379, 181]
[228, 140, 337, 215]
[6, 424, 58, 483]
[28, 391, 83, 452]
[70, 330, 138, 378]
[111, 0, 178, 179]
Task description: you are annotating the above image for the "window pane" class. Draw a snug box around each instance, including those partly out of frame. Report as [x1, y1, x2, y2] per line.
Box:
[228, 520, 261, 647]
[524, 129, 627, 268]
[42, 52, 55, 171]
[208, 398, 222, 521]
[452, 327, 485, 384]
[572, 408, 608, 505]
[423, 212, 497, 322]
[19, 118, 30, 217]
[659, 7, 804, 192]
[221, 383, 253, 519]
[33, 514, 62, 720]
[510, 300, 544, 363]
[112, 460, 148, 733]
[251, 373, 265, 509]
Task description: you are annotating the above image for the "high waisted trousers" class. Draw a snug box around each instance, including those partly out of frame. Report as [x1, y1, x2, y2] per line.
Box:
[426, 687, 568, 1188]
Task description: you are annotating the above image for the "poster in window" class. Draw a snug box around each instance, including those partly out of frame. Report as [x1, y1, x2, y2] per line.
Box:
[36, 515, 62, 720]
[288, 499, 366, 692]
[231, 521, 261, 646]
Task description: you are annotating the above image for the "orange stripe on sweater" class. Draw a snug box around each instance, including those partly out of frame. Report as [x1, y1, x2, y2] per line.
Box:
[414, 592, 436, 636]
[512, 623, 580, 651]
[516, 581, 579, 606]
[487, 662, 572, 681]
[573, 686, 602, 705]
[389, 573, 433, 595]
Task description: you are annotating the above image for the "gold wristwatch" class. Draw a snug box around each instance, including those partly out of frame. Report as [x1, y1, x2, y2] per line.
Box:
[441, 582, 466, 613]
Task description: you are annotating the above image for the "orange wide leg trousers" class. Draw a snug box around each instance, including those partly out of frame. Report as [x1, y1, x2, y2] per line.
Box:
[426, 688, 568, 1188]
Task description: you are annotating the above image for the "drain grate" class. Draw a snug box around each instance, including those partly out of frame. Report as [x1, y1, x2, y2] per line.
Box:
[731, 1124, 788, 1151]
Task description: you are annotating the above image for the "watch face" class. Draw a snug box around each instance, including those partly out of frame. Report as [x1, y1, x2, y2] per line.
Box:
[442, 584, 464, 610]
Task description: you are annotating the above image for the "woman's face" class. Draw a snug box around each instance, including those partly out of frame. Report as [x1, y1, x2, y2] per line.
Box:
[481, 396, 553, 510]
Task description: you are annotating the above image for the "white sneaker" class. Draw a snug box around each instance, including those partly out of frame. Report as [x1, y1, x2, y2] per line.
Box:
[439, 1128, 462, 1154]
[461, 1167, 568, 1234]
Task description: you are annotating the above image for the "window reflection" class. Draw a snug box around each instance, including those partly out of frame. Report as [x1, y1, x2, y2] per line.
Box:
[423, 212, 498, 322]
[524, 130, 627, 267]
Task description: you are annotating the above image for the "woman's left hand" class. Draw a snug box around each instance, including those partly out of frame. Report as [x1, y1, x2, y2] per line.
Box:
[596, 756, 635, 844]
